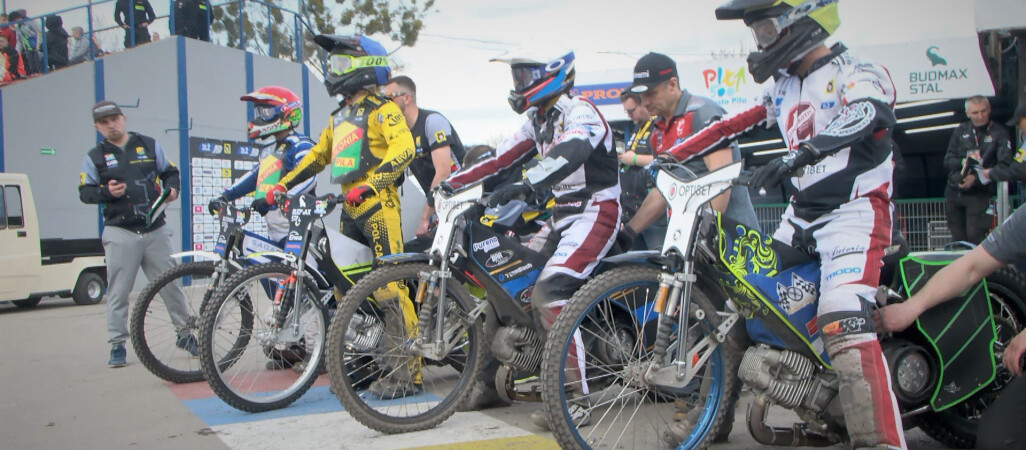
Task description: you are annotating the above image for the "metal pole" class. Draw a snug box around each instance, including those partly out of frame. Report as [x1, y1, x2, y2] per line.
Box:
[266, 4, 271, 57]
[129, 0, 136, 48]
[88, 1, 94, 60]
[237, 0, 244, 50]
[998, 181, 1010, 223]
[293, 14, 300, 62]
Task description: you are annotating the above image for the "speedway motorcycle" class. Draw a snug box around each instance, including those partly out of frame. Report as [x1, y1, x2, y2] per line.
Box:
[539, 161, 1026, 449]
[322, 182, 644, 434]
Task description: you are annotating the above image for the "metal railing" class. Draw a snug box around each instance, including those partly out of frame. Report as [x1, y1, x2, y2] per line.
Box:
[1, 0, 325, 77]
[755, 197, 1018, 252]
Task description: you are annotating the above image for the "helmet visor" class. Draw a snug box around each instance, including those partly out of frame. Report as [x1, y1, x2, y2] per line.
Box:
[327, 54, 390, 76]
[255, 104, 280, 121]
[511, 64, 544, 93]
[748, 0, 836, 49]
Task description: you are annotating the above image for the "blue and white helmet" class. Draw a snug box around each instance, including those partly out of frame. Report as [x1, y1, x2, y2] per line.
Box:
[492, 50, 576, 114]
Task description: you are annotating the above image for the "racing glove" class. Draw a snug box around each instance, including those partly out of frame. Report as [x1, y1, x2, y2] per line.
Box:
[345, 184, 376, 207]
[208, 195, 229, 216]
[614, 226, 638, 253]
[250, 197, 273, 216]
[750, 144, 816, 193]
[488, 182, 533, 208]
[264, 184, 288, 207]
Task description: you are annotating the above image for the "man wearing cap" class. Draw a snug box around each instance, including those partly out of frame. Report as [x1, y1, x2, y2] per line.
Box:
[79, 100, 196, 368]
[620, 52, 759, 250]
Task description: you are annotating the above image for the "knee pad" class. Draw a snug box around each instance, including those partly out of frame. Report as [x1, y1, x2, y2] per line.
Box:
[819, 294, 878, 356]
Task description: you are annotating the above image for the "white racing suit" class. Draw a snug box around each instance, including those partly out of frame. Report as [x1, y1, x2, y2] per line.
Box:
[664, 44, 904, 448]
[448, 95, 621, 329]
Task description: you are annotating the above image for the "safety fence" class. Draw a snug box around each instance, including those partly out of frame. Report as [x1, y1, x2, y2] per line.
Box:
[2, 0, 322, 77]
[755, 198, 1018, 252]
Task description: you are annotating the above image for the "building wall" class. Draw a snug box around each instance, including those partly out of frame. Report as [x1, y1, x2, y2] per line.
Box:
[0, 36, 426, 289]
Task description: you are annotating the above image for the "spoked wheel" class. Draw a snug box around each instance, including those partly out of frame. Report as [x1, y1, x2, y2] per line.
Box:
[130, 261, 219, 383]
[325, 262, 483, 434]
[541, 266, 740, 450]
[919, 266, 1026, 448]
[199, 262, 327, 412]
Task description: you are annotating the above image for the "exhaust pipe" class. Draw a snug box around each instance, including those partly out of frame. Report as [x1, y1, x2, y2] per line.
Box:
[747, 395, 834, 447]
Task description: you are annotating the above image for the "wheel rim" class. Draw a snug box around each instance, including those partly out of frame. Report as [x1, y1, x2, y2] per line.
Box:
[209, 271, 324, 406]
[329, 264, 478, 424]
[136, 265, 211, 379]
[556, 278, 726, 449]
[87, 279, 103, 299]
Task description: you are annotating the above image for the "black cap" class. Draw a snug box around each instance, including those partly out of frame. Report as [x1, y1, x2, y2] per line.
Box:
[92, 100, 123, 122]
[629, 52, 677, 93]
[1007, 103, 1026, 128]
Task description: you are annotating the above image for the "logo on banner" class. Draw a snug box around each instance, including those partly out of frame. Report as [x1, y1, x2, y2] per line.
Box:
[909, 45, 968, 95]
[701, 66, 750, 108]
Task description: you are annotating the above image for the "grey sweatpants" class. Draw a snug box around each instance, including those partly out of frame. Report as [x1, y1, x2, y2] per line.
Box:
[101, 225, 191, 344]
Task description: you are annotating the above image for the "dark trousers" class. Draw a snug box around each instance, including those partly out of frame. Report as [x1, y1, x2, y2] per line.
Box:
[977, 374, 1026, 449]
[123, 26, 151, 48]
[945, 190, 991, 245]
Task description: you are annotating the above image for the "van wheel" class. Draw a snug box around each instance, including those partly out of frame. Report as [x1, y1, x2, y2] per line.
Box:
[73, 272, 106, 305]
[13, 298, 42, 308]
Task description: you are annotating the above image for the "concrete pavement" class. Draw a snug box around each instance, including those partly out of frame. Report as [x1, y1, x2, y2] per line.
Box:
[0, 297, 951, 449]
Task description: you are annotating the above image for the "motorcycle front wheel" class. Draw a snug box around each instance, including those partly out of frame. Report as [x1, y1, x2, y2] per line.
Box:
[198, 262, 327, 413]
[325, 262, 483, 434]
[540, 265, 741, 450]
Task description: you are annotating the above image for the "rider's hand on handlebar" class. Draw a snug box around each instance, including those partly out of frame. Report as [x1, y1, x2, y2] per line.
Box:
[750, 144, 815, 194]
[250, 197, 272, 216]
[488, 182, 533, 208]
[264, 184, 288, 207]
[208, 195, 229, 216]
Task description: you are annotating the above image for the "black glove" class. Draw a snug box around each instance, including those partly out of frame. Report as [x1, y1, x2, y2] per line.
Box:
[750, 144, 817, 193]
[437, 180, 463, 195]
[250, 196, 272, 216]
[208, 195, 229, 216]
[614, 226, 638, 253]
[488, 182, 533, 208]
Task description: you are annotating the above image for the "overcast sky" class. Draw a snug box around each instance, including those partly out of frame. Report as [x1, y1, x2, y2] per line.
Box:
[10, 0, 979, 144]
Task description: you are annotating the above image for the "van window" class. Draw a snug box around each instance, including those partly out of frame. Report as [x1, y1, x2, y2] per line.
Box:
[4, 185, 24, 228]
[0, 187, 5, 230]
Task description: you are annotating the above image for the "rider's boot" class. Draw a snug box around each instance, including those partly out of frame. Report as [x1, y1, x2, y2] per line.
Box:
[458, 347, 510, 411]
[367, 295, 422, 400]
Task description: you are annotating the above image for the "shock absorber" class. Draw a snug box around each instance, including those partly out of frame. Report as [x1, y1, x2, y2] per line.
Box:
[651, 271, 681, 363]
[415, 270, 437, 338]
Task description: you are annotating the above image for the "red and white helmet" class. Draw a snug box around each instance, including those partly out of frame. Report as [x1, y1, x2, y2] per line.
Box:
[240, 86, 303, 139]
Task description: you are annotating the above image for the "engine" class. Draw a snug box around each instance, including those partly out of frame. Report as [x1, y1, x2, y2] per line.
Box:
[738, 346, 837, 413]
[491, 325, 543, 371]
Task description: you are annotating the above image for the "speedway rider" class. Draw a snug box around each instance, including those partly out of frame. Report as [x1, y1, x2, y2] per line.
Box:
[266, 34, 419, 399]
[442, 50, 621, 424]
[208, 86, 316, 244]
[656, 1, 904, 448]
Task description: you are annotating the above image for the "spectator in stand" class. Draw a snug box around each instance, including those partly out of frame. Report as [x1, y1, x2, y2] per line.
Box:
[8, 9, 42, 74]
[44, 15, 69, 70]
[0, 33, 26, 83]
[152, 32, 160, 41]
[174, 0, 212, 42]
[69, 26, 104, 65]
[943, 96, 1012, 245]
[0, 14, 17, 51]
[115, 0, 156, 48]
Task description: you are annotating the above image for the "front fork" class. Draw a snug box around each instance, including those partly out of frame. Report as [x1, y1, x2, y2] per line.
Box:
[643, 262, 739, 389]
[411, 266, 487, 362]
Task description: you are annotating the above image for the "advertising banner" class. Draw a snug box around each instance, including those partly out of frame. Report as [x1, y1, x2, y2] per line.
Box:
[188, 137, 268, 252]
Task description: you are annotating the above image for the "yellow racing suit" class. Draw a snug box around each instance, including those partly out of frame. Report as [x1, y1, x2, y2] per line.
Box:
[277, 92, 420, 383]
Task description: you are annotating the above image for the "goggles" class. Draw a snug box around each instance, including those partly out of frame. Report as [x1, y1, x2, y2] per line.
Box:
[511, 64, 545, 92]
[327, 54, 389, 76]
[749, 0, 836, 49]
[255, 105, 279, 121]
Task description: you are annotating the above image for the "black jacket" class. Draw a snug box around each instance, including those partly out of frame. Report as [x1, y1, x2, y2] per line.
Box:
[115, 0, 156, 28]
[944, 121, 1013, 196]
[44, 15, 69, 69]
[79, 133, 180, 231]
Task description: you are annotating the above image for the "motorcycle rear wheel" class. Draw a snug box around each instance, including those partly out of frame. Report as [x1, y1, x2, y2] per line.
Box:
[918, 266, 1026, 448]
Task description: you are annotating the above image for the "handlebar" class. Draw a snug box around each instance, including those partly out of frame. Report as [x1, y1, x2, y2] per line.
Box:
[211, 199, 252, 225]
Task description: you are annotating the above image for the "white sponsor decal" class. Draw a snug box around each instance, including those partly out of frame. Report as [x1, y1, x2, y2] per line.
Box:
[473, 237, 500, 253]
